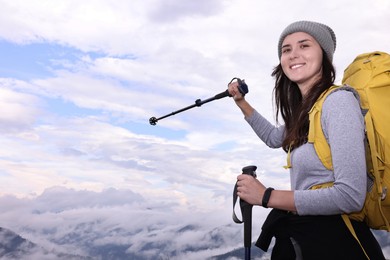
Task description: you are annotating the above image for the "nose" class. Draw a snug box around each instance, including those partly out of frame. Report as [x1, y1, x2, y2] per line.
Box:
[289, 48, 299, 60]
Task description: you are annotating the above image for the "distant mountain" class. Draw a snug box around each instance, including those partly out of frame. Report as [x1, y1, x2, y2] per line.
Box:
[0, 224, 259, 260]
[0, 227, 37, 259]
[0, 225, 387, 259]
[0, 227, 91, 260]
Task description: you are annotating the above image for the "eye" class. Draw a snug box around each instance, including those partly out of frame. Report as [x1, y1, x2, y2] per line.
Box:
[300, 44, 309, 49]
[282, 48, 291, 54]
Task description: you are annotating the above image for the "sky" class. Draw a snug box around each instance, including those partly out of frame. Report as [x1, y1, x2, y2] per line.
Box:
[0, 0, 389, 259]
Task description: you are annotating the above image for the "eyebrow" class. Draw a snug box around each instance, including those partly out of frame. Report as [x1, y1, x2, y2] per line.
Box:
[282, 39, 311, 49]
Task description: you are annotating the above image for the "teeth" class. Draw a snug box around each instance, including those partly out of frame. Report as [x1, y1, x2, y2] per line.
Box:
[291, 64, 303, 69]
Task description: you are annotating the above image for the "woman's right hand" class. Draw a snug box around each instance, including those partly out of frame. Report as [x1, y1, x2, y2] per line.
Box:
[228, 80, 245, 102]
[228, 79, 254, 118]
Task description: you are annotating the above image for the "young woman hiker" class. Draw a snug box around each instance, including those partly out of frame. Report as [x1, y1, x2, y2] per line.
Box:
[228, 20, 385, 260]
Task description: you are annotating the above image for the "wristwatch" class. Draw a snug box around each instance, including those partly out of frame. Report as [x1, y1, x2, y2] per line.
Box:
[262, 187, 274, 208]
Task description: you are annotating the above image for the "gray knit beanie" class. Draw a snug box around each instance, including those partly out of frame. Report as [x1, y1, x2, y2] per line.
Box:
[278, 21, 337, 62]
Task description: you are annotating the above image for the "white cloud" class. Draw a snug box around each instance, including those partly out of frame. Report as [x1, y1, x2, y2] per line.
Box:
[0, 83, 42, 132]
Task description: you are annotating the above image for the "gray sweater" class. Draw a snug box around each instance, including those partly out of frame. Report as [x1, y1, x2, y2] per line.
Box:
[246, 89, 366, 215]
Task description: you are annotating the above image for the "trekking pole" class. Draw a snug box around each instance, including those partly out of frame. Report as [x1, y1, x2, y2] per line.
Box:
[149, 78, 248, 125]
[233, 165, 257, 260]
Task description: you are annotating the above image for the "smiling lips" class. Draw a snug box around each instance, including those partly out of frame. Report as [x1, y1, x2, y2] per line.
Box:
[290, 63, 305, 69]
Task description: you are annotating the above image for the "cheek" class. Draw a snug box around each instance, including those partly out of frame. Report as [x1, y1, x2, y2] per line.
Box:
[280, 58, 289, 73]
[311, 58, 323, 73]
[313, 51, 324, 70]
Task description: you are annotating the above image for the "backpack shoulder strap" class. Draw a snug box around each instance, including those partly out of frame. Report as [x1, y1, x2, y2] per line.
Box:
[308, 85, 340, 170]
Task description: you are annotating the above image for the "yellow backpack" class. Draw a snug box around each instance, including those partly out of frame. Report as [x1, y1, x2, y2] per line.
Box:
[308, 52, 390, 258]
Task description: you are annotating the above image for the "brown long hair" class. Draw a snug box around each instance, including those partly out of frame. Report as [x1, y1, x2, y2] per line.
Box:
[272, 50, 336, 152]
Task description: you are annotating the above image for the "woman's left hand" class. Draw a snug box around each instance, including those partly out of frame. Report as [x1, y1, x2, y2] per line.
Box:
[236, 174, 266, 206]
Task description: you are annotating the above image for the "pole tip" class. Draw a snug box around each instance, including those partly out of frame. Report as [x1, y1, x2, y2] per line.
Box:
[149, 117, 157, 125]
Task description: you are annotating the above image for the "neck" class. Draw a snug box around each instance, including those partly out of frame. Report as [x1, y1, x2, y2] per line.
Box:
[298, 72, 322, 97]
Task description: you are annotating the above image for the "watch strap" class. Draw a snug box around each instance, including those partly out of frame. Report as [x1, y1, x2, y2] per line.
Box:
[262, 187, 274, 208]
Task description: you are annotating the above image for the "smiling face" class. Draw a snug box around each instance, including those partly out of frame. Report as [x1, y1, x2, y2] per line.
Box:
[280, 32, 324, 96]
